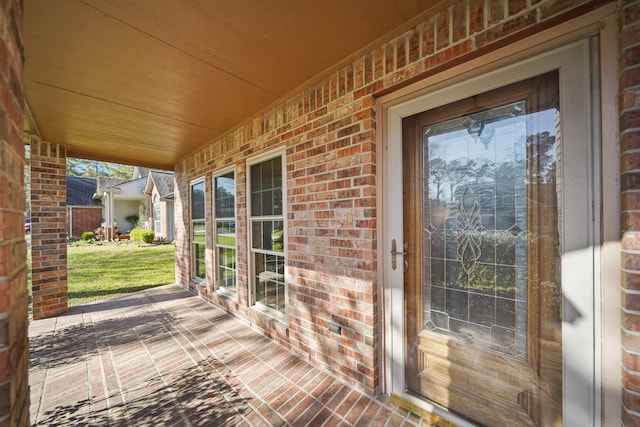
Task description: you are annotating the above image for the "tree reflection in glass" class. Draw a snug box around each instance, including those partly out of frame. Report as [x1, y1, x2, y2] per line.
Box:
[422, 101, 558, 358]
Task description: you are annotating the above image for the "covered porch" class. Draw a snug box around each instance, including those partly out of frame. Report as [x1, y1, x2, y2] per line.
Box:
[0, 0, 633, 425]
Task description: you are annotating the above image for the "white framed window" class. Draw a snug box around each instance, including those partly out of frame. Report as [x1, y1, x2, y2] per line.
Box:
[213, 169, 237, 294]
[248, 151, 286, 317]
[153, 198, 161, 235]
[190, 178, 206, 282]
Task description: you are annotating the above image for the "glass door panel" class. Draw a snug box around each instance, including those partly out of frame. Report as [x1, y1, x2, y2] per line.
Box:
[403, 72, 562, 426]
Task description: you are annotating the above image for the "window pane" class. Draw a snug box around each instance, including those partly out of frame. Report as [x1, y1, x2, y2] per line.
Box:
[273, 188, 283, 215]
[252, 221, 262, 249]
[192, 220, 206, 244]
[262, 190, 273, 216]
[251, 220, 284, 252]
[218, 247, 236, 292]
[261, 160, 273, 189]
[272, 220, 284, 252]
[191, 180, 205, 220]
[251, 157, 282, 217]
[251, 191, 262, 218]
[251, 163, 262, 192]
[216, 220, 236, 246]
[215, 172, 235, 218]
[194, 242, 206, 279]
[255, 253, 285, 313]
[273, 157, 282, 188]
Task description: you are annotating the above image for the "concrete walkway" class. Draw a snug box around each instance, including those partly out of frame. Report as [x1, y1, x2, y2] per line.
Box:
[28, 284, 435, 426]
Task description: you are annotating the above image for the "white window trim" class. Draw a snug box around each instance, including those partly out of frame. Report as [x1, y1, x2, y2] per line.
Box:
[213, 166, 238, 299]
[246, 148, 288, 321]
[190, 177, 207, 284]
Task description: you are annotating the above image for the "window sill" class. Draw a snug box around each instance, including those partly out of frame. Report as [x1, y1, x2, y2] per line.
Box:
[189, 278, 207, 290]
[215, 287, 238, 301]
[252, 302, 286, 321]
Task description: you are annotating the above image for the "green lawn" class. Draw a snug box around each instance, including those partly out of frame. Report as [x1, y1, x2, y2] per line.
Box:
[30, 242, 176, 307]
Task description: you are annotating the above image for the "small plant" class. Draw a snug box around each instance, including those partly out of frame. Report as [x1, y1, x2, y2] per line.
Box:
[81, 231, 95, 241]
[131, 228, 155, 244]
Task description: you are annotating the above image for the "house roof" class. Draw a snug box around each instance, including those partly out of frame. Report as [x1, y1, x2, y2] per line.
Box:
[67, 176, 101, 207]
[148, 171, 175, 200]
[22, 1, 448, 169]
[95, 177, 129, 194]
[95, 176, 148, 201]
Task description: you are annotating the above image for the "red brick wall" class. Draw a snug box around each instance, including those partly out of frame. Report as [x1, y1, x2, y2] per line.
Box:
[68, 206, 102, 238]
[620, 1, 640, 425]
[175, 0, 614, 393]
[0, 0, 29, 425]
[30, 138, 68, 320]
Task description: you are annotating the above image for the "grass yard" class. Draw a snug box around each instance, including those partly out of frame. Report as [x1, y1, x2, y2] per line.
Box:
[64, 243, 175, 306]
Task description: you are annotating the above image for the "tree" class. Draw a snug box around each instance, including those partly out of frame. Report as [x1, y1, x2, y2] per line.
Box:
[428, 157, 447, 202]
[67, 158, 133, 179]
[447, 159, 477, 200]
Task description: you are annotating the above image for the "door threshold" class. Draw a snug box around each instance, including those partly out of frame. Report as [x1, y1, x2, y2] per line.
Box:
[390, 393, 475, 427]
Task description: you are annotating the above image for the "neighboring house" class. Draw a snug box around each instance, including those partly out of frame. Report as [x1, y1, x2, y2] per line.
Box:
[67, 168, 175, 240]
[144, 170, 175, 242]
[94, 175, 146, 239]
[66, 176, 102, 239]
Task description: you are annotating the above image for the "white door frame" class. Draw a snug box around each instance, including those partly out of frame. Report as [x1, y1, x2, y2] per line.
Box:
[382, 39, 599, 426]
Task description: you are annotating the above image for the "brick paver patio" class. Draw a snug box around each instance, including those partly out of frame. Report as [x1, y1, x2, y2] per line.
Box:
[28, 284, 437, 426]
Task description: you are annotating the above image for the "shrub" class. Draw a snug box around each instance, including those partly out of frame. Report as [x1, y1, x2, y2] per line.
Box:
[140, 230, 155, 244]
[81, 231, 95, 241]
[130, 228, 142, 241]
[131, 228, 155, 244]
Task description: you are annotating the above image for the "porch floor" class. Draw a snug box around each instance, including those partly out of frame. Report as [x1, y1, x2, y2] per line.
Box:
[29, 284, 432, 426]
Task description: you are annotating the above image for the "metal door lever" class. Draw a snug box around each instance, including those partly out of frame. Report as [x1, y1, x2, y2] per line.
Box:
[391, 239, 408, 270]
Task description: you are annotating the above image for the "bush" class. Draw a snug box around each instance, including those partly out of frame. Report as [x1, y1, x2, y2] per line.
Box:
[131, 228, 155, 244]
[81, 231, 95, 241]
[130, 228, 142, 241]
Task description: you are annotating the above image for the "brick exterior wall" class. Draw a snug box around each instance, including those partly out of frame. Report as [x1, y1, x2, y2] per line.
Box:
[0, 1, 28, 425]
[621, 1, 640, 425]
[175, 0, 615, 394]
[67, 206, 102, 239]
[30, 138, 68, 320]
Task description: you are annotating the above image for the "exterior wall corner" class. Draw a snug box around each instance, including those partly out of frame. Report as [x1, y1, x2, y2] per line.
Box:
[0, 0, 30, 424]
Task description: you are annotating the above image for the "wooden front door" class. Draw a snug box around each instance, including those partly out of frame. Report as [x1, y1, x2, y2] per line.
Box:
[402, 72, 563, 426]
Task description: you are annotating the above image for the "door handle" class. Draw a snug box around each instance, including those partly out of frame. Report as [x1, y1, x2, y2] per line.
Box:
[391, 239, 408, 270]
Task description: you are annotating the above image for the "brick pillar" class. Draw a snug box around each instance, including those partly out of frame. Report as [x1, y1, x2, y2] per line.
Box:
[0, 1, 28, 425]
[30, 139, 68, 319]
[620, 0, 640, 424]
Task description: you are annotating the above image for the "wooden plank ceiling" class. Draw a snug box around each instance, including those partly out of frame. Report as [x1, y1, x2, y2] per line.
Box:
[24, 0, 443, 170]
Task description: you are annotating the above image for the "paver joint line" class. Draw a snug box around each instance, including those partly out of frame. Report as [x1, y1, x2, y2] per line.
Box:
[28, 284, 430, 426]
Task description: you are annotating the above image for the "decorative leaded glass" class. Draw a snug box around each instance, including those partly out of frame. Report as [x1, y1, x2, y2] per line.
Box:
[422, 101, 557, 358]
